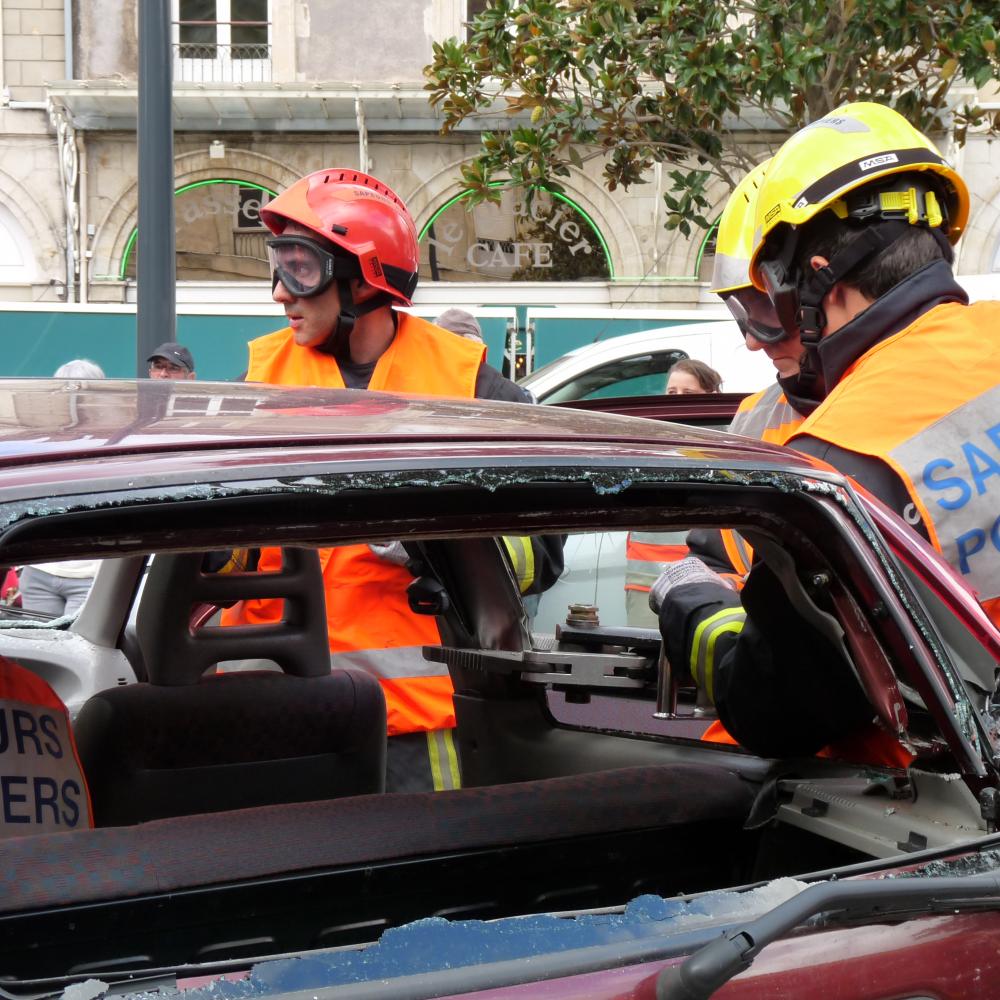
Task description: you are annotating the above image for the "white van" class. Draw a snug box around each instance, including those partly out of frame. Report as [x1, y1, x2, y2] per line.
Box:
[518, 319, 774, 403]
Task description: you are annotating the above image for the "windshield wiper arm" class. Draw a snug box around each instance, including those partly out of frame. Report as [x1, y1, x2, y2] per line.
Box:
[657, 873, 1000, 999]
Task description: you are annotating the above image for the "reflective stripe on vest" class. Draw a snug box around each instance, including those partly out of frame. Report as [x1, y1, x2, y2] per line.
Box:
[331, 647, 455, 736]
[625, 531, 689, 591]
[890, 382, 1000, 608]
[788, 301, 1000, 626]
[0, 656, 92, 835]
[689, 606, 746, 704]
[729, 381, 804, 445]
[720, 530, 754, 578]
[502, 536, 535, 594]
[228, 314, 486, 734]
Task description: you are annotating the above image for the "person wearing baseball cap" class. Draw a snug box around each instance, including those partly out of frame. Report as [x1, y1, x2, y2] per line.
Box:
[147, 342, 196, 380]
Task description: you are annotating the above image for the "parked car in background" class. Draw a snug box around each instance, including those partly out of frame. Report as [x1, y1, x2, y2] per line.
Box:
[1, 379, 1000, 999]
[518, 319, 774, 403]
[534, 391, 748, 632]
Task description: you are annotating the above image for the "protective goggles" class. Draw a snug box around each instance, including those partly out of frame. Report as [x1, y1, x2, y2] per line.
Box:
[266, 236, 359, 298]
[723, 285, 787, 345]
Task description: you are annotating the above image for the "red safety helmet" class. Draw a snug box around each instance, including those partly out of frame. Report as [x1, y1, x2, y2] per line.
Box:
[262, 168, 419, 305]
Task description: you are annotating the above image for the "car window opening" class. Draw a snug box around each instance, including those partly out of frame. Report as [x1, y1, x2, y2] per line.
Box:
[0, 485, 997, 987]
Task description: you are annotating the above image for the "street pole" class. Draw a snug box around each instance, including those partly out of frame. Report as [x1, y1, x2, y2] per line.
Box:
[136, 0, 176, 376]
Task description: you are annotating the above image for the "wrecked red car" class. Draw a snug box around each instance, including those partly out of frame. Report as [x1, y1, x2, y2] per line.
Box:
[0, 378, 998, 999]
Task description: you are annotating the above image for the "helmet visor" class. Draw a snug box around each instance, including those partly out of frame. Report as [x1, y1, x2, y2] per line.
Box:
[724, 286, 787, 345]
[267, 236, 342, 298]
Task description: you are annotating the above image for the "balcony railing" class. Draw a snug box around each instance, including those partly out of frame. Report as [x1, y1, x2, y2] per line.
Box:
[173, 42, 272, 84]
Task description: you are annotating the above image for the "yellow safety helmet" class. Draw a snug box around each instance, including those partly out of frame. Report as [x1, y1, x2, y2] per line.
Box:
[749, 101, 969, 290]
[711, 160, 770, 295]
[711, 160, 787, 344]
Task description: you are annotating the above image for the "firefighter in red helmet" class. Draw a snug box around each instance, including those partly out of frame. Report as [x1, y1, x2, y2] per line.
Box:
[224, 168, 559, 792]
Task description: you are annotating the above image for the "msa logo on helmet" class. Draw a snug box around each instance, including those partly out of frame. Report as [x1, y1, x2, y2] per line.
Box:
[765, 204, 781, 223]
[369, 256, 383, 278]
[859, 153, 899, 172]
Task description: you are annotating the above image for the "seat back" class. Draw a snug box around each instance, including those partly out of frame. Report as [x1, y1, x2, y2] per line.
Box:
[74, 548, 386, 826]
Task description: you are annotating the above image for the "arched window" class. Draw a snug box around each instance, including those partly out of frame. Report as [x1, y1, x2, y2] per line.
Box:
[694, 220, 719, 283]
[418, 185, 612, 283]
[0, 203, 38, 285]
[121, 179, 276, 281]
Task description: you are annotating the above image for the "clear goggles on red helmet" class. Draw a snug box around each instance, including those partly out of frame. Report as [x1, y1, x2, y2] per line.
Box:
[723, 285, 788, 345]
[266, 236, 359, 299]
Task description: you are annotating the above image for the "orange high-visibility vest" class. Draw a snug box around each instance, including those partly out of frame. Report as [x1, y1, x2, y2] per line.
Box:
[0, 655, 92, 835]
[787, 300, 1000, 627]
[624, 532, 689, 593]
[700, 718, 913, 768]
[730, 381, 804, 446]
[225, 313, 486, 736]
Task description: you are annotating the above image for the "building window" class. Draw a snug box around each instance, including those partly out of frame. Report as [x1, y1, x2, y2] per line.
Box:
[419, 186, 612, 283]
[0, 203, 38, 285]
[465, 0, 489, 41]
[121, 179, 276, 282]
[173, 0, 271, 83]
[695, 221, 719, 282]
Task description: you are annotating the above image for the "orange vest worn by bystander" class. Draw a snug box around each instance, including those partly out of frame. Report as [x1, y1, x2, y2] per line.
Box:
[224, 313, 485, 736]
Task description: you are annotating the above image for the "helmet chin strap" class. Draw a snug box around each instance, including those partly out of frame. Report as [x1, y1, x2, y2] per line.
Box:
[792, 219, 912, 399]
[316, 279, 393, 358]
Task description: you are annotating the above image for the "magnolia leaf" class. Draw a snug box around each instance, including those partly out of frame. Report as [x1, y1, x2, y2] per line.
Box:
[424, 0, 999, 235]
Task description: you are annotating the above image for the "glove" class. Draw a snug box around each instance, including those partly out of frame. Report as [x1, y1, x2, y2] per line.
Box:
[648, 557, 734, 614]
[367, 541, 410, 566]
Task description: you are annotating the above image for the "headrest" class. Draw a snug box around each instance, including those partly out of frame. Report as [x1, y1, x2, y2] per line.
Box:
[136, 548, 330, 686]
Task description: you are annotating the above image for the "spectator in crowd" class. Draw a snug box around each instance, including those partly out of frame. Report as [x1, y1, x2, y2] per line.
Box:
[665, 359, 723, 395]
[148, 342, 196, 380]
[434, 307, 534, 403]
[54, 359, 105, 379]
[434, 307, 484, 343]
[20, 360, 107, 617]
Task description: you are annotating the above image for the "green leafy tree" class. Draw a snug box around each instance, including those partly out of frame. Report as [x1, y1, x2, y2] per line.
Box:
[425, 0, 1000, 234]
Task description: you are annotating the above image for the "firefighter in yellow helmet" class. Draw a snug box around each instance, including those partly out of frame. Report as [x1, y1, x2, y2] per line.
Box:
[712, 161, 806, 464]
[679, 161, 807, 587]
[747, 101, 1000, 627]
[654, 102, 1000, 761]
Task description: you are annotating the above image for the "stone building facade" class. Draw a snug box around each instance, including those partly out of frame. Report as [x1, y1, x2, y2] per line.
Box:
[0, 0, 998, 309]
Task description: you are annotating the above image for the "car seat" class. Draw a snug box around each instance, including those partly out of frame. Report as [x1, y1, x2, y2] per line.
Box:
[74, 547, 386, 826]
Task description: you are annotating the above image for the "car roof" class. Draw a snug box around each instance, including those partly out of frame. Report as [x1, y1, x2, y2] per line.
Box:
[0, 379, 833, 485]
[518, 319, 774, 395]
[526, 320, 739, 368]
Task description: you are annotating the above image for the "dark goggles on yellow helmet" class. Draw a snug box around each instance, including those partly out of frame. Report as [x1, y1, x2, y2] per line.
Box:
[723, 286, 787, 345]
[266, 235, 360, 299]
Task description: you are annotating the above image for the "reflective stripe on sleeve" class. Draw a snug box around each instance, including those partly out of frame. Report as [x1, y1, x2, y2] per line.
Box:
[502, 536, 535, 594]
[689, 606, 746, 704]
